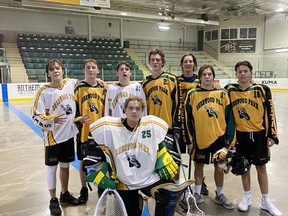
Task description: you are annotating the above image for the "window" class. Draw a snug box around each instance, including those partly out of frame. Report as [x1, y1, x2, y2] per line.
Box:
[205, 29, 218, 41]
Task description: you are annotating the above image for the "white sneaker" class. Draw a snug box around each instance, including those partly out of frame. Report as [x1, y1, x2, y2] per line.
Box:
[238, 196, 251, 212]
[260, 196, 282, 216]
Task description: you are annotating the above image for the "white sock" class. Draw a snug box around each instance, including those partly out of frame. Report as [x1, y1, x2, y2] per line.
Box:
[244, 191, 251, 197]
[216, 187, 224, 196]
[195, 184, 202, 195]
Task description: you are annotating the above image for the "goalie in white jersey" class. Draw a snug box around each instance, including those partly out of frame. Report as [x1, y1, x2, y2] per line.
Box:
[104, 61, 147, 117]
[85, 96, 192, 216]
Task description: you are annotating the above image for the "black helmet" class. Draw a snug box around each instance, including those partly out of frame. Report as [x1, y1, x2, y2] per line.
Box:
[227, 150, 250, 176]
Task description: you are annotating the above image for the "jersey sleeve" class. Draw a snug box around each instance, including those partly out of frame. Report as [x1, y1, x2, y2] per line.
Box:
[261, 84, 279, 144]
[184, 89, 194, 144]
[172, 76, 181, 125]
[31, 88, 55, 130]
[223, 90, 236, 147]
[104, 87, 112, 116]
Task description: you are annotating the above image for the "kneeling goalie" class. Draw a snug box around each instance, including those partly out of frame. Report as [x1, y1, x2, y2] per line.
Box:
[84, 96, 193, 216]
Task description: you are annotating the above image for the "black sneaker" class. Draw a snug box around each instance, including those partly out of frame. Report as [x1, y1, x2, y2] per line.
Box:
[78, 187, 88, 204]
[201, 177, 209, 195]
[60, 191, 80, 206]
[49, 197, 61, 215]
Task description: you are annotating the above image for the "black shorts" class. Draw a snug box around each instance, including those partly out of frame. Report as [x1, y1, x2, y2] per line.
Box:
[45, 137, 75, 166]
[77, 139, 96, 160]
[193, 136, 225, 164]
[236, 130, 270, 166]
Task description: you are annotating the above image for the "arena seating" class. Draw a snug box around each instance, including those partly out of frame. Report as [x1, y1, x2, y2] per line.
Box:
[17, 34, 144, 82]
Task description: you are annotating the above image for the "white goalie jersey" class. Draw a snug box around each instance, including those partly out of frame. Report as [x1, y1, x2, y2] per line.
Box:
[31, 79, 79, 146]
[90, 115, 168, 190]
[104, 82, 147, 117]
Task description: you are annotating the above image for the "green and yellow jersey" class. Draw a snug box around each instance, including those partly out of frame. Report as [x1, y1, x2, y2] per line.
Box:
[185, 86, 236, 149]
[74, 80, 105, 143]
[142, 72, 180, 130]
[225, 83, 278, 144]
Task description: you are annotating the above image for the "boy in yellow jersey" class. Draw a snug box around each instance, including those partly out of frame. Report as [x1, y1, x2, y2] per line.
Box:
[74, 59, 106, 204]
[142, 48, 180, 132]
[185, 65, 236, 209]
[225, 61, 282, 216]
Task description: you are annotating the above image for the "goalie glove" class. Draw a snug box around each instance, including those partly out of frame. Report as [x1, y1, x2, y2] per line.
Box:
[212, 147, 228, 163]
[85, 162, 116, 190]
[164, 135, 181, 166]
[155, 141, 179, 179]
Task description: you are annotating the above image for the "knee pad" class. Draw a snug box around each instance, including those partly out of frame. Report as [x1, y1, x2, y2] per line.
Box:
[47, 165, 57, 190]
[59, 162, 69, 168]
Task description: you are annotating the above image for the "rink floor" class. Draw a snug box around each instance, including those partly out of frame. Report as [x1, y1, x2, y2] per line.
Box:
[0, 91, 287, 216]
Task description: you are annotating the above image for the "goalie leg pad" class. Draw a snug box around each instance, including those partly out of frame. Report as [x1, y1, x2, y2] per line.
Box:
[151, 180, 194, 216]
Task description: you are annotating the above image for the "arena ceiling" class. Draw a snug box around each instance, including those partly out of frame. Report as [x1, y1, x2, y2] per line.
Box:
[0, 0, 288, 26]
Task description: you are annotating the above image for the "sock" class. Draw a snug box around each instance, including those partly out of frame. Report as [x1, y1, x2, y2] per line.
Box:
[244, 191, 251, 197]
[195, 184, 202, 195]
[261, 193, 269, 200]
[216, 187, 224, 196]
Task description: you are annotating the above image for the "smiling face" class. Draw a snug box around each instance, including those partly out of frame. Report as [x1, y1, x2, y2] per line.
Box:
[181, 55, 195, 76]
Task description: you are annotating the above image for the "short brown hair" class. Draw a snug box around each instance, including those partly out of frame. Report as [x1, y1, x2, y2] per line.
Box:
[234, 60, 253, 72]
[148, 48, 165, 66]
[83, 59, 99, 69]
[198, 65, 215, 78]
[45, 59, 64, 78]
[180, 52, 197, 72]
[124, 96, 145, 110]
[116, 61, 132, 72]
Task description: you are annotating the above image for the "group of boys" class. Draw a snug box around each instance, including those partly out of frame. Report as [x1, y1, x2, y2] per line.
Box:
[31, 48, 282, 216]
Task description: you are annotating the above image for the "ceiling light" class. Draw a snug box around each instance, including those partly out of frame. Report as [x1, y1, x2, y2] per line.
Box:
[275, 8, 285, 12]
[276, 48, 288, 53]
[158, 25, 170, 30]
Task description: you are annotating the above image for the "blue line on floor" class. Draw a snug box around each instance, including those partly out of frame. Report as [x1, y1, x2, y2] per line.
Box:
[4, 101, 150, 216]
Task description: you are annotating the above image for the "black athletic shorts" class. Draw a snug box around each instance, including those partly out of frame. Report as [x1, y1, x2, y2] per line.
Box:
[236, 130, 270, 166]
[193, 136, 225, 164]
[77, 139, 96, 160]
[45, 137, 75, 166]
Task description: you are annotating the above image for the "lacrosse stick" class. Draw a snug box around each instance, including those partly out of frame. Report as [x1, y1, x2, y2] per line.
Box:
[174, 133, 205, 216]
[94, 188, 128, 216]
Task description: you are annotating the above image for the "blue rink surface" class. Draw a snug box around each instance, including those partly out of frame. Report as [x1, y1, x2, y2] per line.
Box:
[4, 102, 150, 216]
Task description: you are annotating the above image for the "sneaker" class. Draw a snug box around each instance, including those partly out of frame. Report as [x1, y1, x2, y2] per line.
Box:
[60, 191, 80, 206]
[78, 187, 88, 204]
[178, 188, 189, 211]
[49, 197, 61, 216]
[260, 196, 282, 216]
[238, 196, 251, 212]
[175, 203, 186, 216]
[193, 193, 204, 204]
[215, 192, 234, 209]
[201, 177, 209, 195]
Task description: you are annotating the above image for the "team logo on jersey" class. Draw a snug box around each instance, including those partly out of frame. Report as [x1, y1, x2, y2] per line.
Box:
[204, 106, 218, 118]
[126, 153, 141, 168]
[163, 78, 168, 85]
[136, 85, 141, 92]
[237, 107, 250, 120]
[152, 95, 162, 105]
[60, 104, 72, 115]
[88, 102, 99, 114]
